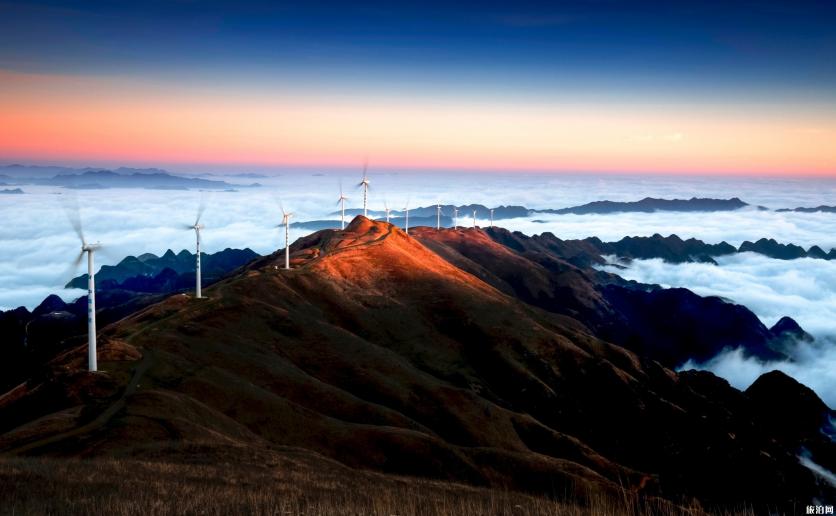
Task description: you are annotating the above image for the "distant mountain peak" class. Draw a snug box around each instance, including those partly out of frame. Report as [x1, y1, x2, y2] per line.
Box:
[32, 294, 68, 316]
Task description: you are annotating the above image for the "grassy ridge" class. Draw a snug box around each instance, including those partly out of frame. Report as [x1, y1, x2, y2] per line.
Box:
[0, 456, 751, 516]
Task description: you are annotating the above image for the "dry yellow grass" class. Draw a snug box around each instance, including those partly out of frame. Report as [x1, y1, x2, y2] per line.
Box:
[0, 455, 755, 516]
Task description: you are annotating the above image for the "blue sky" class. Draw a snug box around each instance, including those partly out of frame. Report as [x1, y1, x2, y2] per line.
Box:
[2, 0, 835, 98]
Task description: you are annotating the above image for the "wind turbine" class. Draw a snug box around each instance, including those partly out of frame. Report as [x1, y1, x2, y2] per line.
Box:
[183, 197, 206, 299]
[472, 209, 477, 228]
[490, 208, 494, 228]
[403, 199, 410, 235]
[453, 207, 459, 229]
[383, 199, 392, 223]
[281, 204, 293, 270]
[357, 162, 370, 217]
[436, 202, 442, 230]
[64, 202, 101, 372]
[337, 182, 349, 230]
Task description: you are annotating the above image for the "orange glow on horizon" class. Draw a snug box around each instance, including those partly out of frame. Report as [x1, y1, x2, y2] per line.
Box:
[1, 70, 834, 176]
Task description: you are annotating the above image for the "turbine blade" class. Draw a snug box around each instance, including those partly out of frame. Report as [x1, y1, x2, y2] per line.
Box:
[270, 189, 285, 215]
[62, 250, 86, 285]
[60, 192, 85, 245]
[195, 192, 207, 226]
[73, 250, 85, 269]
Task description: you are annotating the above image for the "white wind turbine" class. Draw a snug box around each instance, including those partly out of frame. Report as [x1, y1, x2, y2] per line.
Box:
[453, 207, 459, 229]
[403, 199, 410, 235]
[281, 204, 294, 270]
[472, 209, 477, 228]
[436, 202, 442, 230]
[64, 202, 102, 372]
[490, 208, 494, 228]
[357, 162, 370, 217]
[383, 199, 392, 223]
[183, 197, 206, 299]
[337, 182, 349, 230]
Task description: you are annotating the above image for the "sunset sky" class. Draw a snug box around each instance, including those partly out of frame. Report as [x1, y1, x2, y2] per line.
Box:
[1, 0, 834, 175]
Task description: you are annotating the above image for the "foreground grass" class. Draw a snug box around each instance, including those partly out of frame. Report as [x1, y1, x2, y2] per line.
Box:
[0, 455, 751, 515]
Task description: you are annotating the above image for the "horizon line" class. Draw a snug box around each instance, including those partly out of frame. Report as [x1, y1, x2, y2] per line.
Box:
[2, 159, 834, 179]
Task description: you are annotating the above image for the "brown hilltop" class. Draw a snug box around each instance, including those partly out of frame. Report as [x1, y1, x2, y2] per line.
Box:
[410, 225, 613, 324]
[1, 217, 833, 510]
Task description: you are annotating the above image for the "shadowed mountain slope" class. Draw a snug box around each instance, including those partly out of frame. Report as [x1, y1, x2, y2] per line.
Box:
[1, 218, 833, 511]
[0, 248, 259, 393]
[413, 227, 795, 366]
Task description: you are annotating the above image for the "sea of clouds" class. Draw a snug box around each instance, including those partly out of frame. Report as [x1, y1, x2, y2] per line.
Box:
[2, 172, 835, 310]
[2, 171, 835, 405]
[601, 254, 836, 407]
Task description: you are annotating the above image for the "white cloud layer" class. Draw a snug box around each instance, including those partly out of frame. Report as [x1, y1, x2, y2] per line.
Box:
[2, 173, 835, 311]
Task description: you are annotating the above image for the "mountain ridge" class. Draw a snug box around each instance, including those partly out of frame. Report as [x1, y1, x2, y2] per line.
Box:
[0, 165, 255, 190]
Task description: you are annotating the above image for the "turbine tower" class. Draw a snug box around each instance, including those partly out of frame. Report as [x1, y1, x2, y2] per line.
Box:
[184, 198, 206, 299]
[383, 199, 392, 223]
[472, 209, 477, 228]
[436, 202, 442, 230]
[403, 200, 410, 235]
[337, 182, 349, 230]
[65, 203, 101, 372]
[281, 205, 294, 270]
[358, 162, 370, 217]
[490, 208, 494, 228]
[453, 207, 459, 229]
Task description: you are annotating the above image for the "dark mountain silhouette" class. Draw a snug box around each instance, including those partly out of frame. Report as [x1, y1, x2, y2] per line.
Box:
[307, 198, 758, 233]
[1, 217, 832, 512]
[65, 247, 258, 289]
[597, 285, 790, 365]
[770, 316, 814, 342]
[776, 205, 836, 213]
[0, 164, 171, 178]
[0, 165, 254, 190]
[413, 227, 796, 367]
[0, 188, 24, 194]
[745, 370, 836, 483]
[538, 197, 751, 215]
[747, 371, 833, 441]
[331, 198, 752, 222]
[0, 164, 88, 178]
[292, 219, 347, 230]
[589, 234, 737, 264]
[43, 171, 241, 190]
[739, 238, 809, 260]
[556, 234, 835, 264]
[0, 291, 162, 393]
